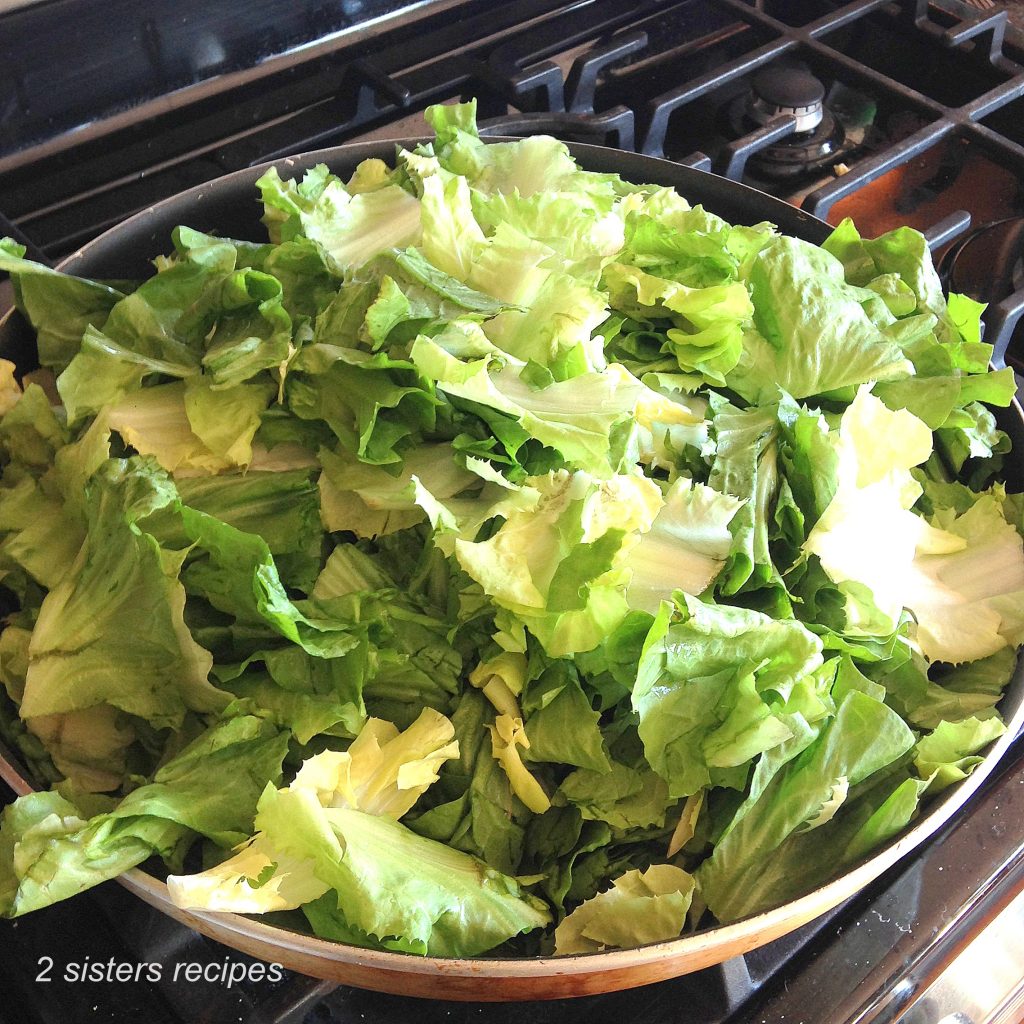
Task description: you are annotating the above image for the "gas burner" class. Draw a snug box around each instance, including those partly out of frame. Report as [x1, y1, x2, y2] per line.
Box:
[726, 65, 847, 181]
[749, 66, 825, 132]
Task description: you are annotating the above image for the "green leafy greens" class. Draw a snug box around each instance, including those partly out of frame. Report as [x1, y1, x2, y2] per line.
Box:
[0, 100, 1018, 956]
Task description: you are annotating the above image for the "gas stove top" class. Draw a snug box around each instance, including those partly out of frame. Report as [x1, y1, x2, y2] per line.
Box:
[2, 2, 1024, 1022]
[3, 0, 1024, 364]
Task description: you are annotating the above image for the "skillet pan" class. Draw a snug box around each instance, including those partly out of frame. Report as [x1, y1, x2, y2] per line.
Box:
[1, 139, 1022, 1001]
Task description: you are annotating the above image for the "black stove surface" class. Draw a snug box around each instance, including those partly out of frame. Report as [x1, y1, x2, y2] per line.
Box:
[0, 0, 447, 164]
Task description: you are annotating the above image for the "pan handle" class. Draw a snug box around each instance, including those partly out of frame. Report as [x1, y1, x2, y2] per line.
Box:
[937, 216, 1024, 392]
[987, 288, 1024, 377]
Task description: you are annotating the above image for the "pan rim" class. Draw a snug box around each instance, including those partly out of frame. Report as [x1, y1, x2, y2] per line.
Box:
[1, 134, 1022, 985]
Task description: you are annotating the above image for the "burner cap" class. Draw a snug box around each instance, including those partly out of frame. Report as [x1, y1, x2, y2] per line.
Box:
[749, 67, 825, 132]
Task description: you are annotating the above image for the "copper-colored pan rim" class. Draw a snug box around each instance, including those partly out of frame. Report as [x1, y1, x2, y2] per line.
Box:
[1, 137, 1022, 1000]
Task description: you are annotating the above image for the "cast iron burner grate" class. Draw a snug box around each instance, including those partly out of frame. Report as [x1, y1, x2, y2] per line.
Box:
[3, 0, 1024, 365]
